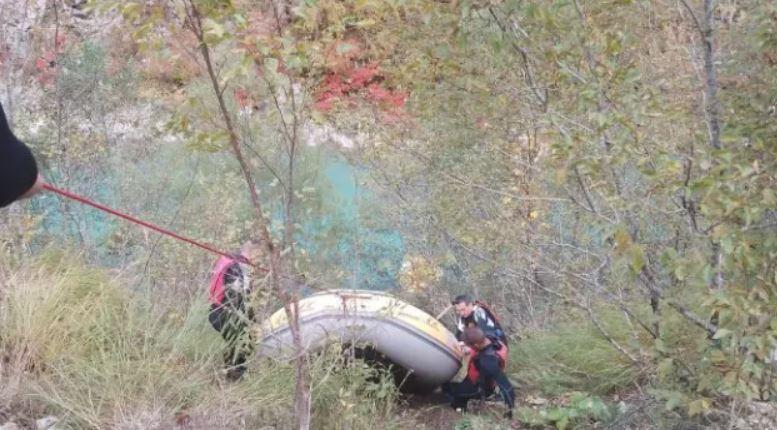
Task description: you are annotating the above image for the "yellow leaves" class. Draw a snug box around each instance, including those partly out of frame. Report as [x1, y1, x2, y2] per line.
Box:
[121, 2, 142, 20]
[613, 226, 631, 252]
[202, 18, 228, 45]
[687, 398, 711, 417]
[398, 255, 441, 294]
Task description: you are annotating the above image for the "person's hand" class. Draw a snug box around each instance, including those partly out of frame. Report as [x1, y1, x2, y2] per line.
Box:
[20, 174, 45, 199]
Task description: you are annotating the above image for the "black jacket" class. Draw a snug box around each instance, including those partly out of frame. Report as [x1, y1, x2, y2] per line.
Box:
[474, 343, 516, 410]
[0, 102, 38, 208]
[455, 305, 508, 345]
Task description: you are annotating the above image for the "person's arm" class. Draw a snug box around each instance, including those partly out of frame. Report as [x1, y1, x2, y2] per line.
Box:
[454, 316, 464, 341]
[21, 174, 45, 199]
[478, 354, 515, 410]
[0, 103, 42, 207]
[208, 304, 228, 332]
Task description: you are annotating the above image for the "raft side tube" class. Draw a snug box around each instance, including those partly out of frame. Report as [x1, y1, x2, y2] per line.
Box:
[256, 290, 463, 388]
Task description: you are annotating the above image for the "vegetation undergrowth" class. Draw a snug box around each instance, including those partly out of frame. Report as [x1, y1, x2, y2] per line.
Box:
[0, 248, 401, 429]
[511, 311, 641, 398]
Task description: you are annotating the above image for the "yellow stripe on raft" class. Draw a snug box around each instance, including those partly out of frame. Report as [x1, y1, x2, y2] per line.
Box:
[255, 290, 465, 389]
[256, 289, 461, 357]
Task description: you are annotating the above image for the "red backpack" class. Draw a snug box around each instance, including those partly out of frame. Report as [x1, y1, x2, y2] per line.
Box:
[208, 255, 237, 305]
[466, 343, 509, 385]
[475, 301, 503, 329]
[475, 300, 508, 344]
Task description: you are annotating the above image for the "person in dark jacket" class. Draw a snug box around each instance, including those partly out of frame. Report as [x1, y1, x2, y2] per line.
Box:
[442, 326, 516, 418]
[0, 102, 44, 208]
[452, 294, 508, 345]
[208, 241, 262, 380]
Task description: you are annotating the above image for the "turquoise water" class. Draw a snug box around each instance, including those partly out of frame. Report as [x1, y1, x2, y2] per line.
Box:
[31, 149, 404, 291]
[304, 156, 404, 290]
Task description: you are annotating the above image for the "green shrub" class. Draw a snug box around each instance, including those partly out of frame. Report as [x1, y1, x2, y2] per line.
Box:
[510, 308, 641, 397]
[516, 393, 622, 429]
[307, 344, 402, 429]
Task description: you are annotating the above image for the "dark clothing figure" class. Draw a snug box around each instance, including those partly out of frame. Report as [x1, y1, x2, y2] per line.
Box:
[208, 261, 254, 380]
[443, 343, 515, 416]
[473, 343, 515, 410]
[0, 103, 38, 208]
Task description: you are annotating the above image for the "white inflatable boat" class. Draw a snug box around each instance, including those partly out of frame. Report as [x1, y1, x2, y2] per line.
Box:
[255, 290, 463, 389]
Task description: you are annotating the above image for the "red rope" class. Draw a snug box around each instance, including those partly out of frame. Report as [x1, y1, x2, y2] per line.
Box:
[42, 183, 265, 271]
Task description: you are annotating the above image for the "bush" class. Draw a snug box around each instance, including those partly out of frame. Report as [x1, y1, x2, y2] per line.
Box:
[510, 308, 641, 397]
[310, 346, 402, 429]
[516, 393, 622, 430]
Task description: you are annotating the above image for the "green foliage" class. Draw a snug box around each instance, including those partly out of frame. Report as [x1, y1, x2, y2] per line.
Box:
[452, 415, 513, 430]
[511, 310, 640, 397]
[311, 349, 401, 429]
[517, 393, 620, 430]
[6, 0, 777, 427]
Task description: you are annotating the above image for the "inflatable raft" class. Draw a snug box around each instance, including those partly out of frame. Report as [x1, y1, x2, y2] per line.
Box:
[256, 290, 463, 390]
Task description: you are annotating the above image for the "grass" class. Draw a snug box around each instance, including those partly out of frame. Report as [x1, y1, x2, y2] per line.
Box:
[506, 298, 720, 429]
[509, 308, 643, 398]
[0, 248, 719, 429]
[0, 249, 402, 429]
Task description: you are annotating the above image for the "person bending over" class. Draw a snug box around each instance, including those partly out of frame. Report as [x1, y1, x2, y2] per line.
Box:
[451, 294, 508, 345]
[442, 326, 515, 418]
[451, 294, 509, 366]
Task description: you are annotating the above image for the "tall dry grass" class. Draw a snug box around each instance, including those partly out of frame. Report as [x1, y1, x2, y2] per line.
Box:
[0, 249, 402, 429]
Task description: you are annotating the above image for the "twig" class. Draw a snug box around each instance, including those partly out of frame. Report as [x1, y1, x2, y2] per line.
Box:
[436, 304, 453, 320]
[638, 274, 717, 336]
[585, 298, 640, 364]
[487, 7, 549, 110]
[573, 165, 597, 213]
[678, 0, 706, 40]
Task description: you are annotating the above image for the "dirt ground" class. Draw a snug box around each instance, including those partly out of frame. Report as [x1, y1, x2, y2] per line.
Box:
[397, 390, 522, 429]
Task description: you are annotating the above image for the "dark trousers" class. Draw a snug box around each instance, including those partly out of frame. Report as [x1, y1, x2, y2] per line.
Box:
[441, 379, 493, 410]
[208, 305, 253, 372]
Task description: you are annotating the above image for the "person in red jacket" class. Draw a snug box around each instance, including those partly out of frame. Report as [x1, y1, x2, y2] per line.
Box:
[442, 327, 516, 418]
[208, 240, 263, 380]
[452, 294, 509, 367]
[0, 102, 45, 208]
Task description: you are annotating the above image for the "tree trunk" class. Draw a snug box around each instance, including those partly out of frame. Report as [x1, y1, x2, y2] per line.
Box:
[184, 3, 311, 428]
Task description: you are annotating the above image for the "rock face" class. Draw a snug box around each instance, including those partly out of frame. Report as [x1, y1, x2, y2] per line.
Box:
[0, 0, 118, 112]
[0, 422, 21, 430]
